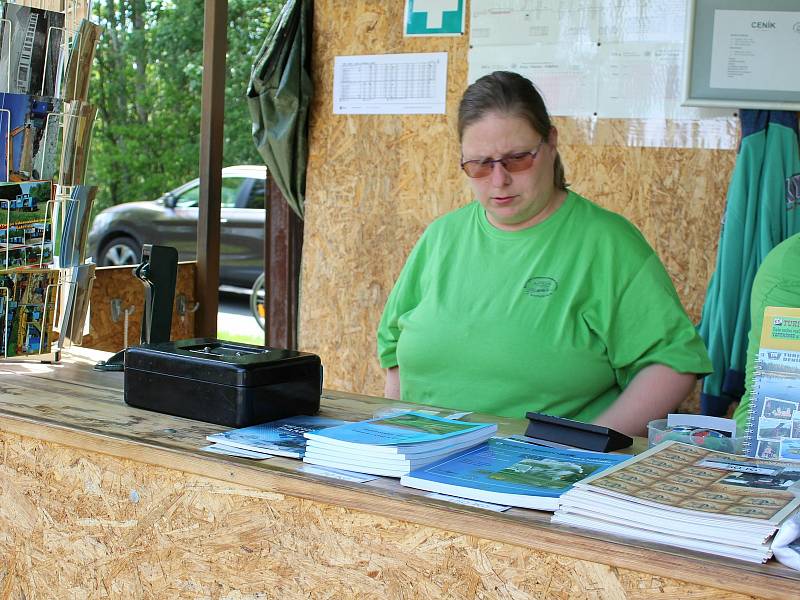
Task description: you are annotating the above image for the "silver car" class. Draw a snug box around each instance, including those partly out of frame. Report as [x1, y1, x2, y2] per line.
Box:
[87, 165, 267, 289]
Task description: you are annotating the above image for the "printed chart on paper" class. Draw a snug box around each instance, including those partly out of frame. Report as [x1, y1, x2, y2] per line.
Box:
[333, 52, 448, 115]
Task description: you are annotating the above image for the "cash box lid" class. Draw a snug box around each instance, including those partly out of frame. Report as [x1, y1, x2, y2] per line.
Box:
[125, 338, 320, 388]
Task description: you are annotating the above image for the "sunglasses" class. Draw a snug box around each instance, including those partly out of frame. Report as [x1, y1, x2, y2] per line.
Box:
[460, 141, 545, 179]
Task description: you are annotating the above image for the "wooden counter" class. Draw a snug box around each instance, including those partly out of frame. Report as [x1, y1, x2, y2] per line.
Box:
[0, 349, 797, 599]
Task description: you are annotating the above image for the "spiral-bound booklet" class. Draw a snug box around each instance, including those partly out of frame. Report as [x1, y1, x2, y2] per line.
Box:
[743, 306, 800, 459]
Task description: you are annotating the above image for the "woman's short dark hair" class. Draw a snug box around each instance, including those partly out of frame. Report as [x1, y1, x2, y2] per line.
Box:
[458, 71, 567, 190]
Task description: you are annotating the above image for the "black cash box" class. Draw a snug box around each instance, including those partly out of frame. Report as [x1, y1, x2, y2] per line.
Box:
[124, 338, 322, 427]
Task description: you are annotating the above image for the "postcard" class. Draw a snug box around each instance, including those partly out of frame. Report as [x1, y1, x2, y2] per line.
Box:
[0, 4, 65, 96]
[0, 268, 59, 357]
[0, 180, 53, 268]
[58, 100, 96, 186]
[61, 19, 102, 102]
[0, 93, 62, 182]
[58, 184, 96, 267]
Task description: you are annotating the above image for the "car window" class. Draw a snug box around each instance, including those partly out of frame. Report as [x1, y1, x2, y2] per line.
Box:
[175, 184, 199, 207]
[246, 178, 268, 209]
[174, 177, 247, 208]
[222, 178, 246, 207]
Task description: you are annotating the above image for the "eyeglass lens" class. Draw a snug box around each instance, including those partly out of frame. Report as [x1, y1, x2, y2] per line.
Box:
[461, 144, 542, 178]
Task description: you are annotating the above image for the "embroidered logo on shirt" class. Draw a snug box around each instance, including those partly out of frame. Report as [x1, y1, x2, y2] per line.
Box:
[523, 277, 558, 297]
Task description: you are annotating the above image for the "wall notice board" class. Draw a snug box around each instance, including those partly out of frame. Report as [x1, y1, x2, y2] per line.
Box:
[683, 0, 800, 110]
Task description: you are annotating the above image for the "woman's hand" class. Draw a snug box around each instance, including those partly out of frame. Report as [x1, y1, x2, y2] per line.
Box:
[593, 364, 697, 437]
[384, 366, 400, 400]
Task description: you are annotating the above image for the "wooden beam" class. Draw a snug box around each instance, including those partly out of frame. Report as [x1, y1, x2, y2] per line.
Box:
[195, 0, 228, 337]
[264, 179, 303, 349]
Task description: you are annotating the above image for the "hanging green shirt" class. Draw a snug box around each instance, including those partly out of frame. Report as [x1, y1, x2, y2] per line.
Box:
[699, 111, 800, 416]
[733, 233, 800, 432]
[377, 191, 711, 421]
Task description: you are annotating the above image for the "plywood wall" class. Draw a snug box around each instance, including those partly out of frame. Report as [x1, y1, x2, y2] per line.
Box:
[80, 262, 197, 352]
[299, 1, 736, 401]
[0, 430, 756, 599]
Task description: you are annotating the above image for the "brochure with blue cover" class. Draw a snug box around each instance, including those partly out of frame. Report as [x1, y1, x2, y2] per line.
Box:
[400, 437, 629, 511]
[302, 430, 500, 478]
[206, 415, 349, 458]
[303, 412, 497, 455]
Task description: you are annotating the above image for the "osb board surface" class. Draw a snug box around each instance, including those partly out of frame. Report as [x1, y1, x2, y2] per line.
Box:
[299, 1, 736, 409]
[0, 347, 526, 454]
[0, 350, 796, 599]
[81, 262, 196, 352]
[0, 431, 765, 600]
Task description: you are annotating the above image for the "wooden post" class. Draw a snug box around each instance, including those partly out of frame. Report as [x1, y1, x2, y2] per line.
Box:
[195, 0, 228, 337]
[264, 178, 303, 349]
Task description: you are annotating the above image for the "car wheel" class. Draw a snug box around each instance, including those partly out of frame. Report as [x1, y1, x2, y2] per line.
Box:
[99, 236, 142, 266]
[249, 272, 267, 331]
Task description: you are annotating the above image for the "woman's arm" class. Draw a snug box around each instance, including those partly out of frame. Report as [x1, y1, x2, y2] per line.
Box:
[384, 366, 400, 400]
[593, 364, 697, 437]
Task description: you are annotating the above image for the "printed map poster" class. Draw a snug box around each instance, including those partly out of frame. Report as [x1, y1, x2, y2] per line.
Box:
[0, 268, 58, 357]
[0, 180, 54, 269]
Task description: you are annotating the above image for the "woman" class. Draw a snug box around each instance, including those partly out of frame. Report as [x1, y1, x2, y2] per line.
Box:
[376, 71, 711, 436]
[732, 232, 800, 432]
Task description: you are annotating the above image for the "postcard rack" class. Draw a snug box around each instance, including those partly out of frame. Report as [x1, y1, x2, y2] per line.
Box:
[0, 0, 99, 363]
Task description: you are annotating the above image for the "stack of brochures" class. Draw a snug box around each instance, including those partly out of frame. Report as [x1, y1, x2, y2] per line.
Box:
[552, 441, 800, 563]
[302, 412, 497, 477]
[400, 437, 629, 510]
[205, 415, 349, 459]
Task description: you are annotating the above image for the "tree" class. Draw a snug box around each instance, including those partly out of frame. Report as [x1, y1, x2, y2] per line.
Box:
[88, 0, 284, 214]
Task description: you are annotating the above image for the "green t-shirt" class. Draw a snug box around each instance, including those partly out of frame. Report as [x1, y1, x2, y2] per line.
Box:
[377, 191, 711, 421]
[733, 233, 800, 431]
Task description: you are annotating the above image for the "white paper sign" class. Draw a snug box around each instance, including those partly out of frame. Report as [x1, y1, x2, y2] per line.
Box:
[333, 52, 448, 115]
[710, 10, 800, 92]
[469, 44, 599, 118]
[468, 0, 733, 125]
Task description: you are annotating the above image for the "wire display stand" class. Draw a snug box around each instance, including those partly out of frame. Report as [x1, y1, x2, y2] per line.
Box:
[0, 0, 97, 363]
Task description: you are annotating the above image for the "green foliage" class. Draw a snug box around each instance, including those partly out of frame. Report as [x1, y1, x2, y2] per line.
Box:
[87, 0, 284, 215]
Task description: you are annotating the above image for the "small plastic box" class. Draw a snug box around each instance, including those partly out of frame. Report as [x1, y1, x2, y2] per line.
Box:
[647, 419, 744, 454]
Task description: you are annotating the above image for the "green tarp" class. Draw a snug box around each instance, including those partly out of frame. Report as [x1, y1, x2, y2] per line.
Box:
[247, 0, 312, 220]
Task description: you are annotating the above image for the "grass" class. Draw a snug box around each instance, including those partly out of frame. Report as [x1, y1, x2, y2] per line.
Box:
[216, 330, 266, 346]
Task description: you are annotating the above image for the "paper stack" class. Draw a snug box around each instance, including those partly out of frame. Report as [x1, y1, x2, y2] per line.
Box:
[302, 412, 497, 477]
[400, 437, 628, 510]
[552, 441, 800, 563]
[205, 415, 350, 459]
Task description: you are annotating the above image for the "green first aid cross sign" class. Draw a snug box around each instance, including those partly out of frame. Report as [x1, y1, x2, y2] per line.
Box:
[405, 0, 465, 37]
